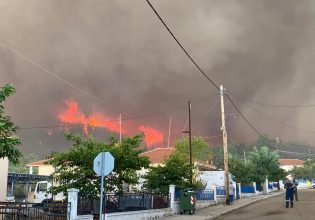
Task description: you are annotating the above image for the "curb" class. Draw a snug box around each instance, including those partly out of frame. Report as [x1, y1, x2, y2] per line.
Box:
[205, 191, 284, 220]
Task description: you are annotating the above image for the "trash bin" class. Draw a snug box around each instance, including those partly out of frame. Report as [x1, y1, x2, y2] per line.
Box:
[179, 188, 196, 215]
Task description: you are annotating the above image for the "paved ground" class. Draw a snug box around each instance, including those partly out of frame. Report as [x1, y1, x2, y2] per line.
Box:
[160, 191, 284, 220]
[221, 189, 315, 220]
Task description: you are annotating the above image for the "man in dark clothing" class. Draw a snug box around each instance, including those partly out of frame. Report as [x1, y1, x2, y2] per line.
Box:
[284, 179, 295, 208]
[293, 180, 299, 201]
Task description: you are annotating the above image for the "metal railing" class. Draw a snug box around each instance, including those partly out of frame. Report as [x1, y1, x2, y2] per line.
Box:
[241, 185, 255, 193]
[216, 186, 226, 197]
[195, 190, 215, 201]
[0, 201, 69, 220]
[78, 192, 170, 215]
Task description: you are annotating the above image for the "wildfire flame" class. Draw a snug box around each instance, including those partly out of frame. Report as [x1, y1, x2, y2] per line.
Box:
[139, 126, 164, 147]
[58, 100, 164, 147]
[58, 100, 123, 134]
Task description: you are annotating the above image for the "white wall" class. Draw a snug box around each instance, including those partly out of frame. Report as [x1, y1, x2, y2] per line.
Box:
[280, 165, 302, 172]
[0, 158, 8, 200]
[105, 208, 173, 220]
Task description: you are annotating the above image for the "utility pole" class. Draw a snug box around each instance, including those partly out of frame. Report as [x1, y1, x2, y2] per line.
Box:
[167, 117, 172, 148]
[275, 138, 280, 152]
[183, 101, 193, 184]
[188, 101, 192, 166]
[308, 148, 311, 161]
[275, 138, 280, 190]
[243, 150, 246, 165]
[220, 85, 230, 205]
[119, 113, 122, 144]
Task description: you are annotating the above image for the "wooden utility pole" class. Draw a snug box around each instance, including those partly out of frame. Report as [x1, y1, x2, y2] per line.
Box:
[119, 113, 122, 144]
[244, 150, 246, 165]
[183, 101, 193, 184]
[167, 117, 172, 148]
[275, 138, 280, 190]
[220, 85, 230, 205]
[188, 101, 192, 166]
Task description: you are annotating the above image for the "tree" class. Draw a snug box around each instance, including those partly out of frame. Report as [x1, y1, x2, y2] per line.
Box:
[253, 135, 275, 150]
[9, 152, 40, 174]
[228, 154, 253, 184]
[174, 136, 210, 162]
[249, 146, 282, 183]
[47, 133, 150, 197]
[291, 160, 315, 180]
[143, 152, 203, 194]
[0, 84, 21, 164]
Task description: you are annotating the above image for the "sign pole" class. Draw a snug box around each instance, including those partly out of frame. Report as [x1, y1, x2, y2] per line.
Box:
[99, 154, 105, 220]
[94, 152, 114, 220]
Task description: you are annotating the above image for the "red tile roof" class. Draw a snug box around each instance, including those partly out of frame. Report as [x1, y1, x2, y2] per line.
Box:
[279, 159, 304, 166]
[27, 159, 50, 167]
[27, 148, 175, 167]
[140, 148, 175, 164]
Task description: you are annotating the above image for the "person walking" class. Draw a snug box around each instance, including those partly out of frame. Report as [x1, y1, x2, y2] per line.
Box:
[229, 181, 235, 204]
[293, 179, 299, 201]
[284, 179, 295, 208]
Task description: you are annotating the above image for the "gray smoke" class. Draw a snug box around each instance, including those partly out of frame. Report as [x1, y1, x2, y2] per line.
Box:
[1, 0, 315, 155]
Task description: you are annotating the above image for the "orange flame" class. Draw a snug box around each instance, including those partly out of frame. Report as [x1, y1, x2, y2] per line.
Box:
[139, 126, 164, 147]
[58, 100, 165, 147]
[58, 100, 123, 134]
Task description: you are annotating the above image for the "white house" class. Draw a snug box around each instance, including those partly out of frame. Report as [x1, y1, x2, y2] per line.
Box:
[0, 158, 8, 201]
[279, 159, 304, 172]
[27, 159, 53, 175]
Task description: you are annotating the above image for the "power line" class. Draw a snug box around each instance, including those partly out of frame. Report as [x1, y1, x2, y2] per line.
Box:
[231, 95, 315, 134]
[0, 30, 219, 130]
[19, 94, 216, 130]
[145, 0, 220, 91]
[20, 105, 186, 130]
[146, 0, 263, 138]
[277, 149, 311, 157]
[203, 134, 223, 139]
[228, 91, 315, 108]
[193, 98, 220, 131]
[0, 39, 133, 117]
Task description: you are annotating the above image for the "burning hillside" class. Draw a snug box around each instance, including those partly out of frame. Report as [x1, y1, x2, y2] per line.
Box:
[58, 100, 164, 147]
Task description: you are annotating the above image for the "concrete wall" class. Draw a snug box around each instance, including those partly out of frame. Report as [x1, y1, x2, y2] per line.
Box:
[105, 208, 173, 220]
[171, 200, 217, 214]
[38, 165, 54, 175]
[0, 158, 8, 201]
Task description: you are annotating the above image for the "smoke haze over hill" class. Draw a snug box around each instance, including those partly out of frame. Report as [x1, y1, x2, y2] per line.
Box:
[1, 0, 315, 156]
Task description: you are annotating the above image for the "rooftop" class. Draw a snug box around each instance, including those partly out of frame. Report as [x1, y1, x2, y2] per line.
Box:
[279, 159, 304, 166]
[140, 148, 175, 164]
[27, 159, 50, 167]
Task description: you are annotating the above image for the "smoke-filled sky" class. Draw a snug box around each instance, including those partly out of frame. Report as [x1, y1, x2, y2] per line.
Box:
[1, 0, 315, 156]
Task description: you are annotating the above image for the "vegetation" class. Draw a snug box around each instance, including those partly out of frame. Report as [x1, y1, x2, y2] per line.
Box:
[228, 154, 253, 184]
[47, 133, 150, 197]
[0, 84, 21, 164]
[249, 146, 286, 183]
[174, 136, 211, 162]
[9, 152, 40, 174]
[229, 146, 286, 184]
[143, 152, 204, 194]
[291, 159, 315, 180]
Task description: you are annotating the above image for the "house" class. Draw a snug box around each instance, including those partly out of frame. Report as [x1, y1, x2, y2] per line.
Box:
[0, 158, 8, 200]
[139, 148, 175, 166]
[27, 159, 53, 176]
[26, 148, 176, 176]
[139, 147, 217, 170]
[279, 159, 304, 172]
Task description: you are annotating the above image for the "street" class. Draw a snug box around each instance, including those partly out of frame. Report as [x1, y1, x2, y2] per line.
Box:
[221, 189, 315, 220]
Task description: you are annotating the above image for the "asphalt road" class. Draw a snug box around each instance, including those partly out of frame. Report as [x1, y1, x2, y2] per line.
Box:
[220, 189, 315, 220]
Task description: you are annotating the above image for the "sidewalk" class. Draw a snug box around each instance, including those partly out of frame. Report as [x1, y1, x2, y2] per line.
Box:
[160, 191, 284, 220]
